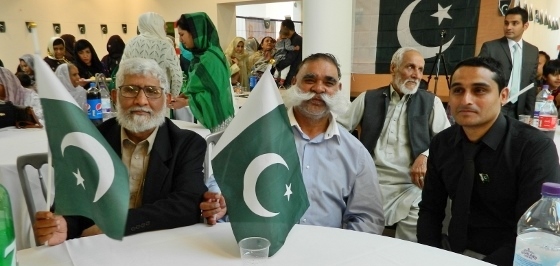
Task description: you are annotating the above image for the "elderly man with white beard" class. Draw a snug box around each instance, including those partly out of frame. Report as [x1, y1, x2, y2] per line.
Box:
[34, 58, 208, 245]
[338, 47, 450, 242]
[201, 53, 385, 234]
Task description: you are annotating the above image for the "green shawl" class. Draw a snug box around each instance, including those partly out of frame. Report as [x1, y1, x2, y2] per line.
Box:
[180, 12, 234, 132]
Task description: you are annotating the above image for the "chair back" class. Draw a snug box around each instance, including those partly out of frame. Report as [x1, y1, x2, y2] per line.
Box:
[17, 152, 48, 243]
[204, 131, 224, 182]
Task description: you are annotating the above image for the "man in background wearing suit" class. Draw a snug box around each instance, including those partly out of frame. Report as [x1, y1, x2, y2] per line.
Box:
[478, 6, 538, 119]
[418, 57, 560, 265]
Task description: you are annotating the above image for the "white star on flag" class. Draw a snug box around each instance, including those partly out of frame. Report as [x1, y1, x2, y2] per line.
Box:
[284, 183, 293, 201]
[431, 3, 452, 25]
[73, 169, 85, 189]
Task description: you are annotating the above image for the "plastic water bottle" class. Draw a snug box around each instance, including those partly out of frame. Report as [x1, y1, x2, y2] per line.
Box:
[0, 184, 16, 266]
[99, 84, 112, 121]
[86, 82, 103, 126]
[537, 95, 557, 139]
[513, 182, 560, 265]
[533, 85, 551, 127]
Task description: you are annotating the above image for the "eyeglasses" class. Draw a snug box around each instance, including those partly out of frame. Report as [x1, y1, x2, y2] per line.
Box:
[119, 85, 163, 99]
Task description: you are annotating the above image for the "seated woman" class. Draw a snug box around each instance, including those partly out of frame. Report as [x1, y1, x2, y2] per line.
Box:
[248, 36, 276, 77]
[245, 37, 259, 57]
[0, 67, 43, 121]
[101, 35, 125, 76]
[176, 12, 234, 133]
[17, 54, 36, 89]
[60, 34, 76, 63]
[74, 39, 108, 89]
[44, 37, 69, 71]
[55, 63, 88, 112]
[224, 37, 249, 88]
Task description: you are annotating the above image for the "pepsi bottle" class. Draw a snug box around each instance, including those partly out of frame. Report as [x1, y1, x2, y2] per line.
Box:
[87, 82, 103, 126]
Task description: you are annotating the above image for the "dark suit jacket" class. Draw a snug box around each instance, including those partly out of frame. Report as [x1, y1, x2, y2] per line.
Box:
[65, 118, 208, 238]
[478, 37, 539, 116]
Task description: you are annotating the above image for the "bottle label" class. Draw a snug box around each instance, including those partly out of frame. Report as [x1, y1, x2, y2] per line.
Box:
[87, 99, 103, 120]
[513, 232, 560, 266]
[538, 115, 557, 130]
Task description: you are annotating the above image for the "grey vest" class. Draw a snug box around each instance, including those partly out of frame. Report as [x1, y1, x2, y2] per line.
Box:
[360, 86, 435, 159]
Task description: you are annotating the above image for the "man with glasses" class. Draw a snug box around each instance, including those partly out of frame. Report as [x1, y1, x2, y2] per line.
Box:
[34, 58, 208, 245]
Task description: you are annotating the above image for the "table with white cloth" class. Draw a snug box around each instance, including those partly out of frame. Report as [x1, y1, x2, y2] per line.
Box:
[17, 223, 492, 266]
[0, 121, 209, 250]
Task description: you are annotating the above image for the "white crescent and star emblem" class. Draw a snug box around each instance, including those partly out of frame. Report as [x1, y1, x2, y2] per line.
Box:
[397, 0, 455, 58]
[60, 132, 115, 202]
[243, 153, 292, 218]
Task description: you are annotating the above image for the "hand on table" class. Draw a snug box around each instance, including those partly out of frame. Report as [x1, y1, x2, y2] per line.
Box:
[200, 192, 227, 225]
[34, 211, 67, 246]
[410, 154, 428, 189]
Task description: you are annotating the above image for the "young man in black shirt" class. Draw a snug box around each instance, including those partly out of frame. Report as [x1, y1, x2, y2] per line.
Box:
[417, 57, 560, 265]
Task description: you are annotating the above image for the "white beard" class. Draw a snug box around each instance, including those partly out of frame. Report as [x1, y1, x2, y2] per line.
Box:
[395, 75, 420, 95]
[115, 99, 166, 133]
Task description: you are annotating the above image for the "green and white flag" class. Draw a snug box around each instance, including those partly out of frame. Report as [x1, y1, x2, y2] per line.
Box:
[212, 66, 309, 256]
[34, 55, 129, 240]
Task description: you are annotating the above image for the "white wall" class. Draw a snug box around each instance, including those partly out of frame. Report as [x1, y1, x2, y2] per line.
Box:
[522, 1, 560, 59]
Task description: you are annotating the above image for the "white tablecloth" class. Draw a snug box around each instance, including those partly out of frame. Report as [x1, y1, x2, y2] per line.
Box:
[17, 223, 492, 266]
[0, 121, 209, 250]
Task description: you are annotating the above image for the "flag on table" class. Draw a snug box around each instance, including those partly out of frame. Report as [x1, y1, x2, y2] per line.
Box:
[212, 66, 309, 256]
[353, 0, 480, 74]
[33, 54, 129, 240]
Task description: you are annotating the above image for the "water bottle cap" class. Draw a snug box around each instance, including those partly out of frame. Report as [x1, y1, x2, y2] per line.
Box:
[542, 182, 560, 196]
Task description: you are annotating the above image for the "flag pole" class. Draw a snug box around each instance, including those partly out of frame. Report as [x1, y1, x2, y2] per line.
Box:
[30, 23, 53, 211]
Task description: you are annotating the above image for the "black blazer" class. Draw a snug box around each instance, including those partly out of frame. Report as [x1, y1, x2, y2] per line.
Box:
[479, 37, 539, 116]
[66, 118, 208, 238]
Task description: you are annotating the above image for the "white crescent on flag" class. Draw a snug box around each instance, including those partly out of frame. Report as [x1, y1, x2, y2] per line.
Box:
[243, 153, 287, 217]
[397, 0, 455, 58]
[60, 132, 115, 202]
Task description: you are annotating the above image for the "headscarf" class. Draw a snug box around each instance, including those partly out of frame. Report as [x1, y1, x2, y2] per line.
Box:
[0, 67, 34, 105]
[224, 37, 248, 62]
[224, 37, 249, 87]
[60, 34, 76, 62]
[245, 37, 259, 55]
[138, 12, 167, 39]
[19, 54, 35, 72]
[47, 37, 65, 60]
[73, 39, 107, 78]
[54, 64, 88, 112]
[177, 12, 234, 132]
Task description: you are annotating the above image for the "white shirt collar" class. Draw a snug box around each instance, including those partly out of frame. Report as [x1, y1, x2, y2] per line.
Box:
[287, 107, 341, 141]
[507, 38, 523, 50]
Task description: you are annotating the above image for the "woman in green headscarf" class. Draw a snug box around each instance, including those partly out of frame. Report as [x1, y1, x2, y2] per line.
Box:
[176, 12, 234, 133]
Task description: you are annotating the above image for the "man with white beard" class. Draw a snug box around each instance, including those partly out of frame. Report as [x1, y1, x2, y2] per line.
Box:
[34, 58, 208, 245]
[338, 47, 450, 242]
[201, 53, 385, 234]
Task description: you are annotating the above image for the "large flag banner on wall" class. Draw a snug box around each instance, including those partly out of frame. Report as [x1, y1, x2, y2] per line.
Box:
[353, 0, 480, 74]
[34, 54, 129, 240]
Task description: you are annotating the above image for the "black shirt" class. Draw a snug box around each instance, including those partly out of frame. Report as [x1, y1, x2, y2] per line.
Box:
[418, 115, 560, 265]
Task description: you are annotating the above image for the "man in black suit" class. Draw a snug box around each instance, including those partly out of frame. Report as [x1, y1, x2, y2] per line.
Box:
[417, 57, 560, 265]
[478, 6, 538, 119]
[275, 19, 302, 88]
[34, 58, 208, 245]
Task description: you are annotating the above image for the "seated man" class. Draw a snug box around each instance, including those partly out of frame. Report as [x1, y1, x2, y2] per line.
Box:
[417, 57, 560, 265]
[337, 47, 450, 241]
[34, 58, 208, 245]
[202, 53, 385, 234]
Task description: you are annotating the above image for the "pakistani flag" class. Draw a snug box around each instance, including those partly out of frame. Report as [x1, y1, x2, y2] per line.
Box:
[212, 66, 309, 256]
[353, 0, 480, 73]
[33, 55, 129, 240]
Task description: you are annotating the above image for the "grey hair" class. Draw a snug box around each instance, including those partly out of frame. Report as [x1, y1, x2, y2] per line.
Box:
[390, 47, 420, 69]
[115, 58, 169, 92]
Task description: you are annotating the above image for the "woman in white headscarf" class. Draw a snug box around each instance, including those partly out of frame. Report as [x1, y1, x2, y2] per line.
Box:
[44, 37, 69, 71]
[55, 63, 88, 113]
[0, 67, 43, 121]
[121, 12, 183, 99]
